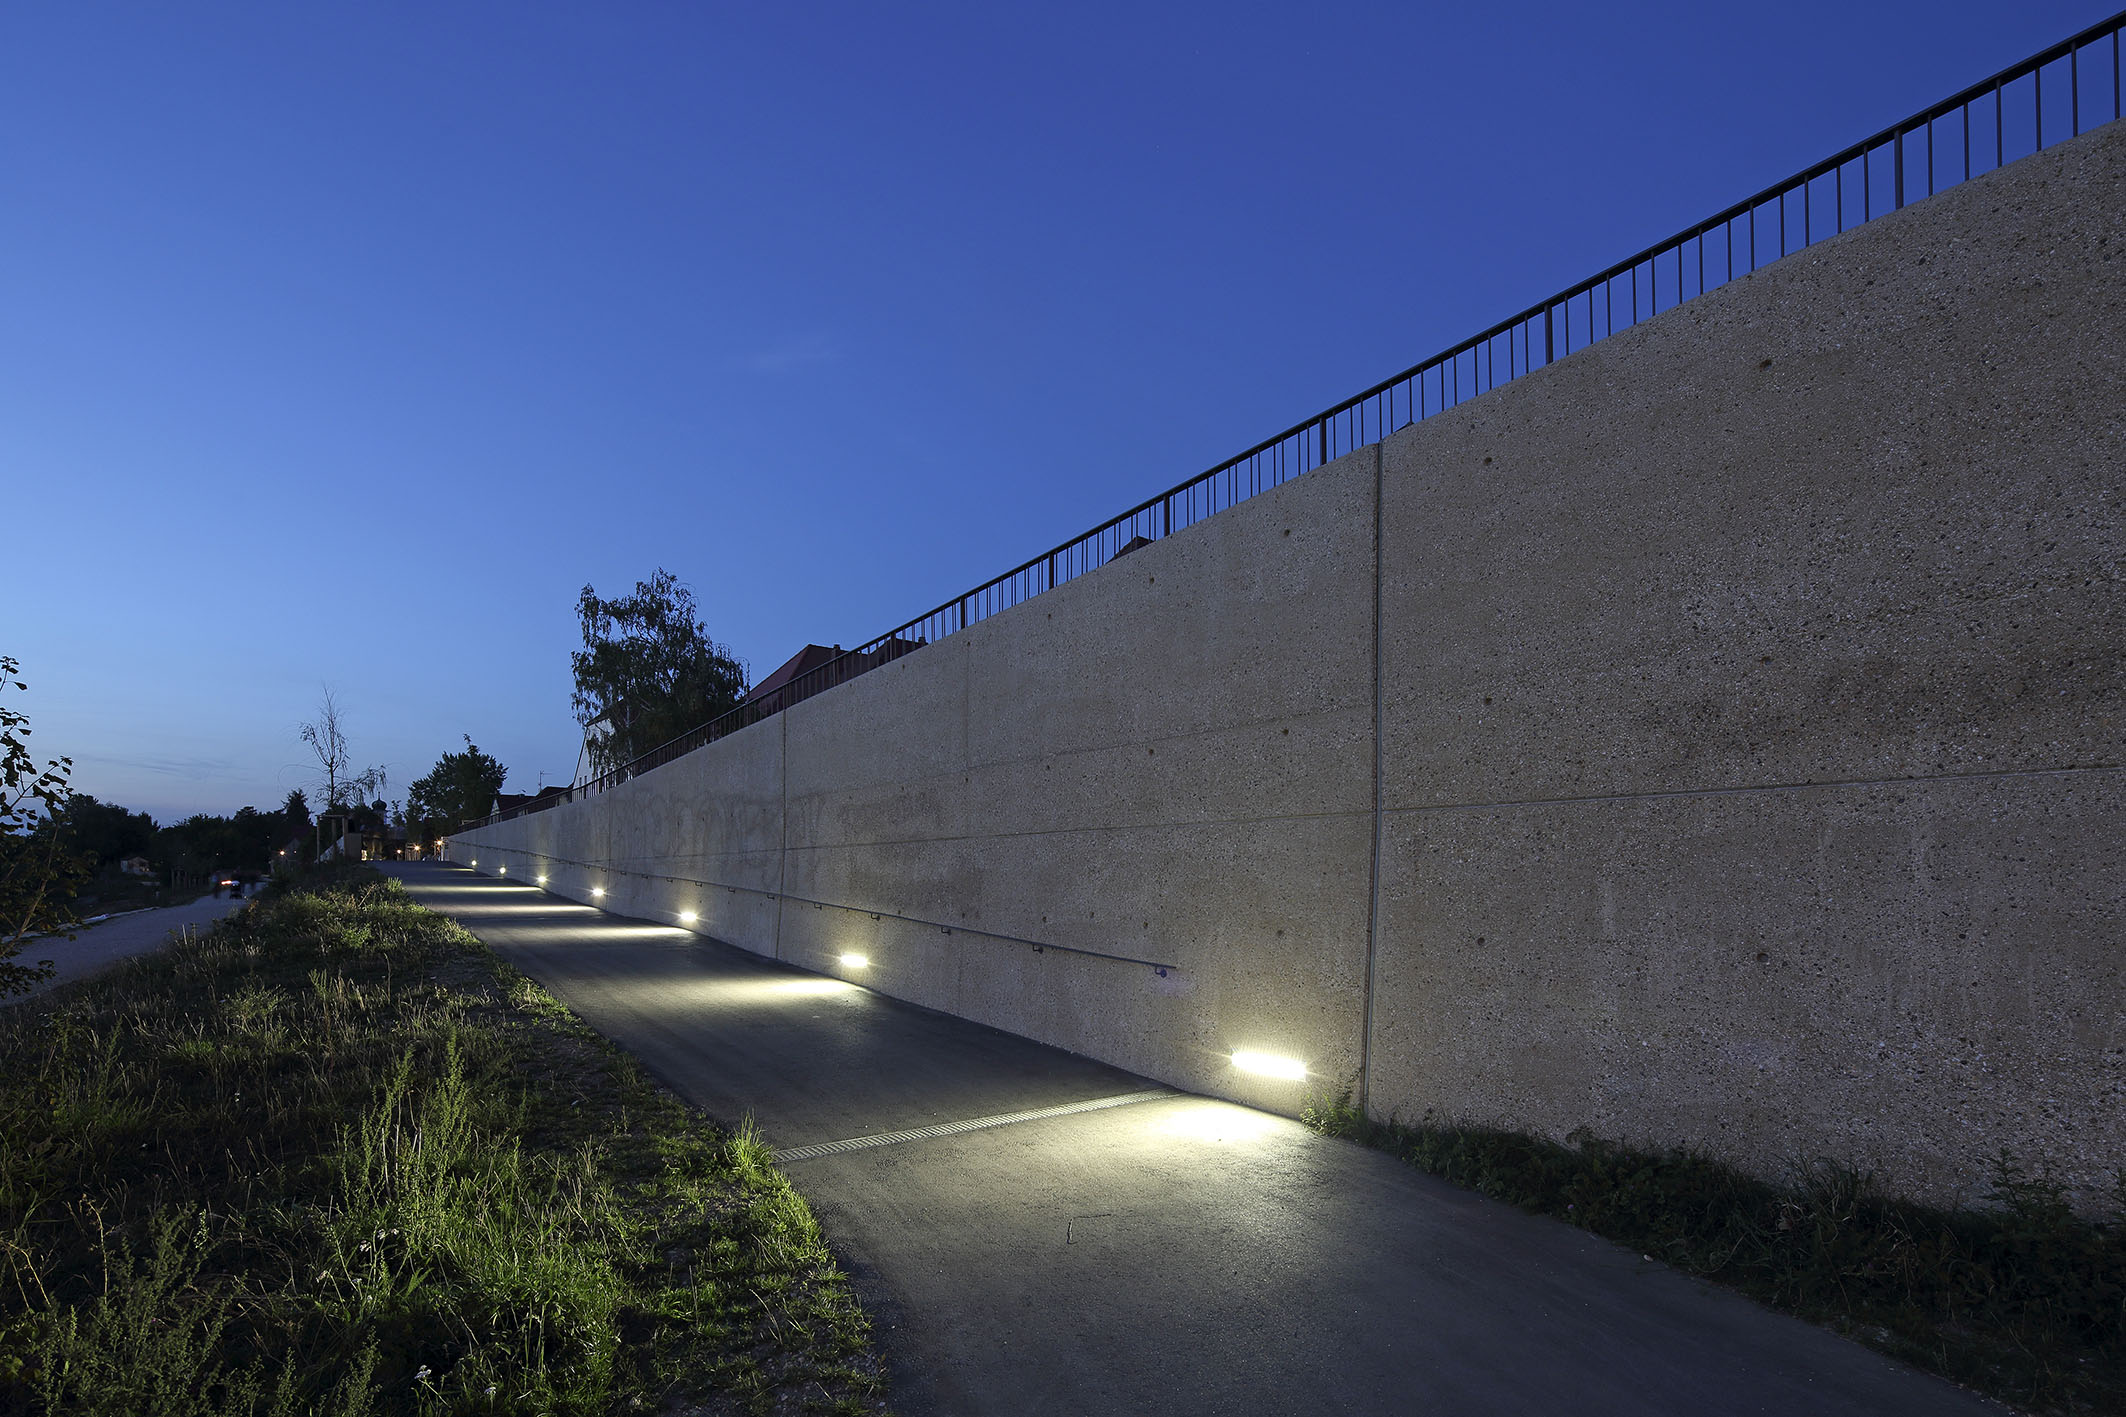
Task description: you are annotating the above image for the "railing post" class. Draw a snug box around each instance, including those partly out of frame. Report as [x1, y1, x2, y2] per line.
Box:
[1317, 420, 1328, 468]
[1162, 496, 1171, 537]
[1894, 125, 1905, 208]
[1544, 305, 1554, 365]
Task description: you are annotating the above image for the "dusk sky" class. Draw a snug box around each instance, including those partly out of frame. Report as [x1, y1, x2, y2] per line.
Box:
[4, 1, 2110, 823]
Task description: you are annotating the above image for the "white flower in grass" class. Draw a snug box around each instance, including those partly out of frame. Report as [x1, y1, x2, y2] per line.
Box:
[485, 1387, 497, 1399]
[413, 1365, 432, 1382]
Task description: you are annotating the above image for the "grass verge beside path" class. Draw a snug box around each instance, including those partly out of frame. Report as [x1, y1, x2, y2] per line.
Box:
[1303, 1091, 2124, 1415]
[0, 863, 891, 1416]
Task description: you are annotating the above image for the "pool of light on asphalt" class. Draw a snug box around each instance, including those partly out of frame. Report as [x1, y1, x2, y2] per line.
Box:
[1153, 1104, 1280, 1145]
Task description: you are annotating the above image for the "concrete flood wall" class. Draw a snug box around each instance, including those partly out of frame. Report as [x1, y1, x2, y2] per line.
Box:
[458, 119, 2125, 1207]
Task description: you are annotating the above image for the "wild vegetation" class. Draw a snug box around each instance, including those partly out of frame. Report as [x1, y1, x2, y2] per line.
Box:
[1303, 1090, 2125, 1414]
[0, 864, 889, 1415]
[1, 657, 88, 994]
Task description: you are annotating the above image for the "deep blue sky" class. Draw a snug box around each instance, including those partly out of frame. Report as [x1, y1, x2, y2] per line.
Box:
[4, 1, 2111, 821]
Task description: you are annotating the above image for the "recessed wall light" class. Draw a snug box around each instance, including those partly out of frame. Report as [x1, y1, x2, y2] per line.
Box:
[1231, 1050, 1307, 1080]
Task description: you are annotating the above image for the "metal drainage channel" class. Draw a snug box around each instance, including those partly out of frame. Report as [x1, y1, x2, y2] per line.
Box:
[773, 1090, 1174, 1164]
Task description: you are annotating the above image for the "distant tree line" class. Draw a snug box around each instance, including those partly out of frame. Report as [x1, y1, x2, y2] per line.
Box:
[56, 790, 314, 885]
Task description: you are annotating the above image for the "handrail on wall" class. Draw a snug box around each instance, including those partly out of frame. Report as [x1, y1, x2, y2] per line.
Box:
[469, 11, 2126, 831]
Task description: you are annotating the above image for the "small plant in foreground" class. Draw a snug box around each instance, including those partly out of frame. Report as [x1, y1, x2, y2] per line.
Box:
[0, 865, 889, 1415]
[1303, 1086, 2126, 1415]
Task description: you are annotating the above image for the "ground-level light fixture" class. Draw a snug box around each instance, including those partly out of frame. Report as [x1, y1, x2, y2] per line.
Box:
[591, 887, 605, 898]
[839, 953, 869, 968]
[497, 865, 506, 875]
[679, 910, 698, 925]
[536, 874, 548, 885]
[1231, 1050, 1307, 1081]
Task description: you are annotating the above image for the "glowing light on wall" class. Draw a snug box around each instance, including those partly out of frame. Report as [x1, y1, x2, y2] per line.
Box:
[679, 911, 698, 925]
[592, 887, 605, 899]
[536, 875, 548, 885]
[839, 953, 870, 968]
[497, 865, 506, 875]
[1231, 1050, 1307, 1080]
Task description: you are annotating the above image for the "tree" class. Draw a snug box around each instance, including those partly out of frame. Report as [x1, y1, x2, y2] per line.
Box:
[1, 657, 89, 996]
[298, 688, 386, 811]
[407, 737, 509, 841]
[52, 794, 158, 868]
[572, 569, 747, 774]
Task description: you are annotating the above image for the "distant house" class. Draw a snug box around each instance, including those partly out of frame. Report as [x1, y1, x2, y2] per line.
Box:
[742, 644, 845, 714]
[486, 784, 572, 823]
[118, 854, 154, 877]
[573, 703, 629, 787]
[742, 638, 926, 717]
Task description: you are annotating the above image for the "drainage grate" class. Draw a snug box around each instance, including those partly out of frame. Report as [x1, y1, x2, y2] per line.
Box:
[772, 1089, 1173, 1163]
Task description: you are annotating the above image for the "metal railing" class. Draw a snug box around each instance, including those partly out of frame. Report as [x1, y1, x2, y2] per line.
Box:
[470, 11, 2126, 830]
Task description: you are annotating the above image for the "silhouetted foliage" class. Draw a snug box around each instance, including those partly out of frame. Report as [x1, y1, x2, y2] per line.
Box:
[51, 795, 157, 869]
[572, 570, 746, 775]
[407, 737, 509, 840]
[0, 657, 89, 995]
[297, 688, 386, 812]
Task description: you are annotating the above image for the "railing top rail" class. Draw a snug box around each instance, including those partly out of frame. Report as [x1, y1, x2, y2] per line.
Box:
[466, 10, 2125, 831]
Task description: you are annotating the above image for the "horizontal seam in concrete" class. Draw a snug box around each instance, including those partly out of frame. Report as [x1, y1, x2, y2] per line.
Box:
[772, 1089, 1174, 1163]
[1382, 761, 2126, 816]
[500, 760, 2121, 864]
[587, 807, 1374, 865]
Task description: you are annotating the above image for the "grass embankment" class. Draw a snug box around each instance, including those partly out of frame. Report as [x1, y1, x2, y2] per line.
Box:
[1303, 1091, 2124, 1414]
[0, 865, 889, 1416]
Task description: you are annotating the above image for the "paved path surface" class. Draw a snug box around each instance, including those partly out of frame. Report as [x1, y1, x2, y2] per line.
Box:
[386, 862, 1994, 1417]
[8, 893, 252, 1002]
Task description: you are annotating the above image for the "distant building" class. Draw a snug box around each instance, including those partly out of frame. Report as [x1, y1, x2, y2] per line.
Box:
[743, 639, 926, 717]
[742, 644, 845, 713]
[118, 854, 154, 877]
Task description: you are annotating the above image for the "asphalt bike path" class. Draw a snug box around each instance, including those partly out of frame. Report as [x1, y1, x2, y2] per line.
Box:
[385, 862, 1993, 1417]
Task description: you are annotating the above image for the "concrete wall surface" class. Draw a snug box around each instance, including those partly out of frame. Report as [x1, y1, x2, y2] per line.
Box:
[458, 118, 2124, 1207]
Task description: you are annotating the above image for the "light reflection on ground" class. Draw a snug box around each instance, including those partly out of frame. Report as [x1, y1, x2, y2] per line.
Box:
[1152, 1104, 1280, 1146]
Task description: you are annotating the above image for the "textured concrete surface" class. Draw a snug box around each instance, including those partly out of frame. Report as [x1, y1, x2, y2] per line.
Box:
[1371, 118, 2126, 1205]
[5, 894, 253, 1003]
[457, 118, 2125, 1206]
[391, 863, 1997, 1417]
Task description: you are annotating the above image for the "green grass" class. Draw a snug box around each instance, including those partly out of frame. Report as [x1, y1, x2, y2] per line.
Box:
[1302, 1088, 2125, 1414]
[0, 863, 890, 1416]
